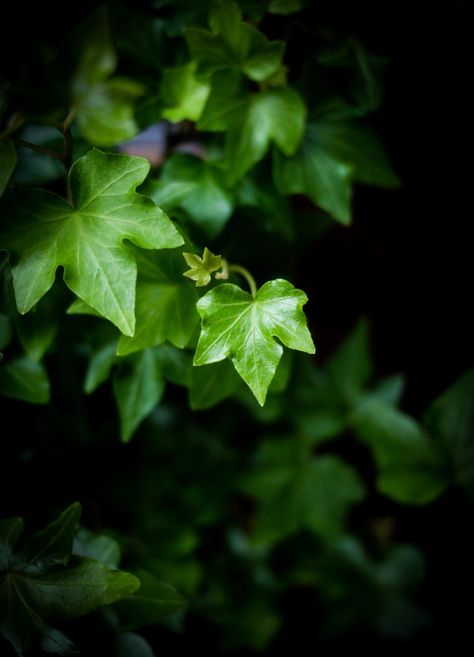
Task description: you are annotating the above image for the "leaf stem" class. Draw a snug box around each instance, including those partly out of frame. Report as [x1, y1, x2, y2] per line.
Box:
[216, 260, 257, 297]
[11, 138, 65, 160]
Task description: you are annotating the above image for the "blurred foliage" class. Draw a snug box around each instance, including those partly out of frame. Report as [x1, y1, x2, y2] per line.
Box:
[0, 0, 472, 655]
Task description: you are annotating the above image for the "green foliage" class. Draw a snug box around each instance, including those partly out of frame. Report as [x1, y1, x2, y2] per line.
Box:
[0, 1, 469, 654]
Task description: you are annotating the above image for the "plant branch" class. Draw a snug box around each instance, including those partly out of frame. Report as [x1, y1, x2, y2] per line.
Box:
[11, 138, 65, 161]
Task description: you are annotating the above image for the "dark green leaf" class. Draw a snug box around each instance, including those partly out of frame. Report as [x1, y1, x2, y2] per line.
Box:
[84, 342, 117, 394]
[113, 349, 165, 441]
[116, 569, 185, 630]
[26, 503, 81, 567]
[0, 518, 23, 572]
[189, 359, 242, 409]
[0, 313, 12, 351]
[0, 356, 50, 404]
[40, 628, 76, 655]
[273, 122, 353, 224]
[1, 149, 183, 335]
[117, 247, 199, 355]
[73, 528, 121, 568]
[0, 139, 16, 197]
[424, 369, 474, 498]
[352, 400, 448, 504]
[152, 154, 234, 236]
[326, 319, 373, 403]
[194, 280, 315, 405]
[116, 632, 155, 657]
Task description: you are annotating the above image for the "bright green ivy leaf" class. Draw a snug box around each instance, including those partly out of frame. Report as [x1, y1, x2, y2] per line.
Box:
[200, 76, 306, 182]
[152, 154, 234, 236]
[117, 247, 199, 355]
[424, 369, 474, 498]
[71, 8, 142, 146]
[161, 62, 210, 122]
[185, 0, 284, 82]
[194, 279, 315, 405]
[1, 149, 183, 336]
[273, 122, 353, 224]
[0, 356, 50, 404]
[183, 247, 222, 287]
[0, 139, 16, 197]
[113, 348, 165, 441]
[116, 569, 185, 630]
[26, 502, 81, 567]
[352, 400, 448, 504]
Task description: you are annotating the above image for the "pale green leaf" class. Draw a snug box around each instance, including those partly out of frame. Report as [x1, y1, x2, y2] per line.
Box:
[161, 62, 210, 123]
[1, 149, 183, 335]
[183, 247, 222, 287]
[194, 279, 315, 405]
[117, 247, 199, 355]
[113, 349, 165, 441]
[0, 139, 17, 197]
[0, 356, 50, 404]
[273, 122, 353, 224]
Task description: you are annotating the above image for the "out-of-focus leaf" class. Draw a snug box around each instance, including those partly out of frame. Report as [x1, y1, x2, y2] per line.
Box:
[73, 528, 121, 568]
[26, 503, 81, 567]
[0, 356, 50, 404]
[116, 632, 156, 657]
[189, 359, 242, 409]
[352, 400, 449, 503]
[0, 139, 16, 197]
[161, 62, 210, 123]
[424, 369, 474, 498]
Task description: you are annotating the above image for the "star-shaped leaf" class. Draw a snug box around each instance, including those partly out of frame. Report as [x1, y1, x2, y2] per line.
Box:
[183, 248, 222, 287]
[0, 148, 183, 336]
[193, 279, 315, 405]
[185, 0, 284, 82]
[199, 75, 306, 183]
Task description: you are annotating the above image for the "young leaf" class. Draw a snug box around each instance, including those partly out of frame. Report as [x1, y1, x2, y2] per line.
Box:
[273, 122, 353, 224]
[1, 149, 183, 336]
[423, 369, 474, 498]
[194, 279, 315, 405]
[0, 139, 17, 197]
[0, 356, 50, 404]
[183, 247, 222, 287]
[117, 248, 199, 355]
[113, 348, 165, 441]
[161, 62, 210, 123]
[26, 502, 81, 567]
[185, 0, 284, 82]
[152, 154, 234, 237]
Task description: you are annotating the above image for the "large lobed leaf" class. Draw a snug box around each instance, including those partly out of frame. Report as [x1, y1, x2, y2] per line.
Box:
[194, 279, 315, 405]
[1, 149, 183, 336]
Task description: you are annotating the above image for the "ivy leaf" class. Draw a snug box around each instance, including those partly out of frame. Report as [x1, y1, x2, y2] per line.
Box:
[0, 518, 23, 571]
[0, 139, 16, 197]
[113, 348, 165, 442]
[189, 360, 242, 410]
[273, 122, 353, 224]
[0, 356, 50, 404]
[116, 569, 185, 630]
[84, 342, 117, 394]
[183, 247, 222, 287]
[185, 0, 284, 82]
[117, 247, 199, 355]
[161, 62, 210, 123]
[73, 528, 121, 568]
[194, 279, 315, 405]
[199, 77, 306, 183]
[116, 632, 156, 657]
[423, 369, 474, 499]
[352, 400, 448, 504]
[151, 154, 234, 237]
[1, 149, 183, 336]
[26, 502, 81, 568]
[241, 439, 365, 543]
[71, 7, 142, 146]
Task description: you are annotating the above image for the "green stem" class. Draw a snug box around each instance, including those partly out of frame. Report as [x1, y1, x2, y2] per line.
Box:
[219, 261, 257, 297]
[12, 138, 65, 160]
